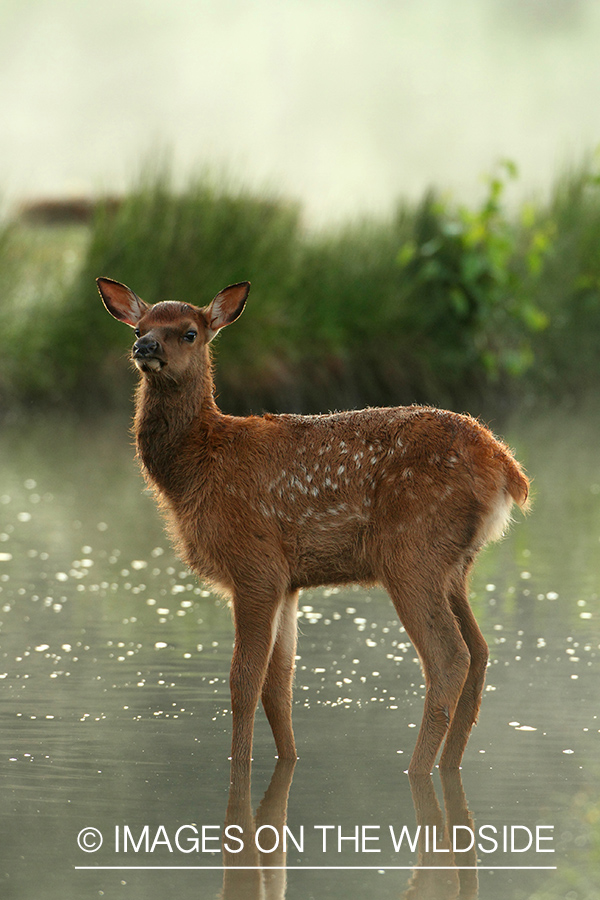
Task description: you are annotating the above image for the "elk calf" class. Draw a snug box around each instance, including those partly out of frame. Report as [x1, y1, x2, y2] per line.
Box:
[98, 277, 529, 775]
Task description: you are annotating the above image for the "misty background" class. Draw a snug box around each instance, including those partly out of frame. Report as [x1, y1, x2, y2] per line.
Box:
[2, 0, 600, 226]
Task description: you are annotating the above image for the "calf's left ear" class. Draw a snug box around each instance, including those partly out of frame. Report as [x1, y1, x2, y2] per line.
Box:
[203, 282, 250, 342]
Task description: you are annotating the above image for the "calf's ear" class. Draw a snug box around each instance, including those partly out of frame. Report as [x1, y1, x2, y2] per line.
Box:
[203, 282, 250, 342]
[97, 277, 150, 327]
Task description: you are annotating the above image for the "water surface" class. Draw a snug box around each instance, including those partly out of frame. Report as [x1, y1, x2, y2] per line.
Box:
[0, 409, 599, 898]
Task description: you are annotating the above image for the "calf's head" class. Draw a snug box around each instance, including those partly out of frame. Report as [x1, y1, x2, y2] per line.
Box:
[97, 277, 250, 383]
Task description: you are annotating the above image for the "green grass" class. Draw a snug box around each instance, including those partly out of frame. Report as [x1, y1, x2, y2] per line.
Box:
[2, 158, 600, 415]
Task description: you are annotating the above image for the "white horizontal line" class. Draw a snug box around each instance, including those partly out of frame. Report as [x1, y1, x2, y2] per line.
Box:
[75, 865, 557, 871]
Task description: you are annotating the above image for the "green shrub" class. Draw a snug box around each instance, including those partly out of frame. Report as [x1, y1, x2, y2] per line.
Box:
[530, 158, 600, 394]
[394, 162, 551, 405]
[4, 158, 600, 414]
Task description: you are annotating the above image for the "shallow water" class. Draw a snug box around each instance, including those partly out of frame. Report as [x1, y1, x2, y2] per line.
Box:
[0, 409, 599, 898]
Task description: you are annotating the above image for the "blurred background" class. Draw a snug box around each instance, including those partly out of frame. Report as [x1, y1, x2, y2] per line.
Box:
[2, 0, 600, 414]
[3, 0, 600, 224]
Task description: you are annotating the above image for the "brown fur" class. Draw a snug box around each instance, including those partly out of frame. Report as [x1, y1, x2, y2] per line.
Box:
[97, 277, 529, 775]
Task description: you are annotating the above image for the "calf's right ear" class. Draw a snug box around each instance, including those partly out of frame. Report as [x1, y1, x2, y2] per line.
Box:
[97, 277, 150, 327]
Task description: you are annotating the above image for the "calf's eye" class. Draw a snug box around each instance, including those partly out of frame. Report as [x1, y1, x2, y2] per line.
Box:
[183, 330, 197, 343]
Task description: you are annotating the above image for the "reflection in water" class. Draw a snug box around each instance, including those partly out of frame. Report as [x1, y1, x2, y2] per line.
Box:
[219, 761, 478, 899]
[221, 759, 296, 900]
[403, 771, 478, 900]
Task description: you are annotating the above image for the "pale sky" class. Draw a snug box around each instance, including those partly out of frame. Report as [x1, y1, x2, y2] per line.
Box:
[2, 0, 600, 225]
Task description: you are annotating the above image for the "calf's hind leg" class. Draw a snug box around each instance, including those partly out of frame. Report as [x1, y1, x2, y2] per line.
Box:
[439, 562, 489, 769]
[382, 563, 471, 775]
